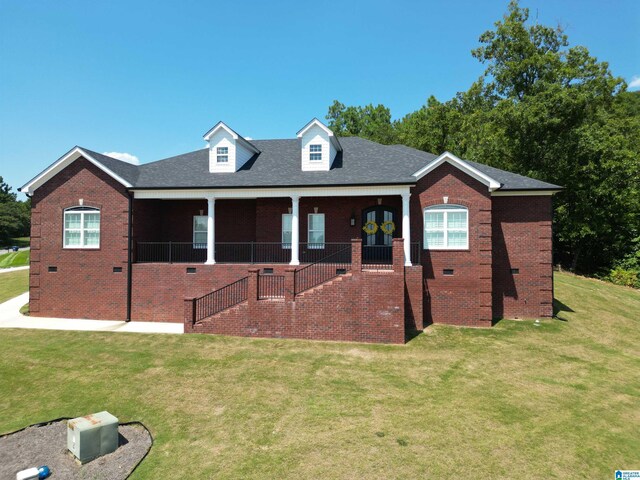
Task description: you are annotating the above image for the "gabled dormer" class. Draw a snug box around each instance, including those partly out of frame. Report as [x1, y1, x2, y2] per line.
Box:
[203, 121, 260, 173]
[296, 118, 342, 172]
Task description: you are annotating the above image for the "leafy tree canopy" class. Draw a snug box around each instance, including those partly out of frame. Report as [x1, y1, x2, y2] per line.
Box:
[325, 0, 640, 276]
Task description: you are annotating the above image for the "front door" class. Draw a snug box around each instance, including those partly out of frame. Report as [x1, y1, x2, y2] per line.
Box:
[361, 205, 397, 265]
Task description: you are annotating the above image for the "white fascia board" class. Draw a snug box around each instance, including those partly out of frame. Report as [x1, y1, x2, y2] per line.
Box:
[491, 189, 560, 196]
[203, 121, 239, 141]
[296, 118, 342, 151]
[236, 136, 261, 154]
[203, 121, 260, 153]
[132, 184, 411, 200]
[20, 147, 132, 194]
[412, 151, 501, 191]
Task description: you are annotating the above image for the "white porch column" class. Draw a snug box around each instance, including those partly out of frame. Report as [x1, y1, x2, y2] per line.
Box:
[205, 196, 215, 265]
[290, 195, 300, 266]
[402, 192, 412, 266]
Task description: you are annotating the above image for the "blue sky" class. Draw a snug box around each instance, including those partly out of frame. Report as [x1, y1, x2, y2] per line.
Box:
[1, 0, 638, 197]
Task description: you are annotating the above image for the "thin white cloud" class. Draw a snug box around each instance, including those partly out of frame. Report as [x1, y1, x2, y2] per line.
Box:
[103, 151, 140, 165]
[629, 76, 640, 89]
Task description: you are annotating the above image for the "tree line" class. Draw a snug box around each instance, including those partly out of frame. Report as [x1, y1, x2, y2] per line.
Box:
[326, 1, 640, 287]
[0, 177, 30, 247]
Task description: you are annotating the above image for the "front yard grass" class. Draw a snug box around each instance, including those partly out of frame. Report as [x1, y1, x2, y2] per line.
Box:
[0, 250, 30, 268]
[0, 272, 638, 479]
[0, 269, 29, 303]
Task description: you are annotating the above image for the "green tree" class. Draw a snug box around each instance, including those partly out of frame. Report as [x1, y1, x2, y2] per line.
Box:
[0, 176, 30, 245]
[326, 101, 396, 144]
[325, 0, 640, 277]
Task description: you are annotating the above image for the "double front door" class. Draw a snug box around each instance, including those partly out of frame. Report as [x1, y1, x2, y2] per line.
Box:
[361, 205, 397, 264]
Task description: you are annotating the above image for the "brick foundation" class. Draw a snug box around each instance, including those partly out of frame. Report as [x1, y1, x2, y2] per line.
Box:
[185, 239, 406, 344]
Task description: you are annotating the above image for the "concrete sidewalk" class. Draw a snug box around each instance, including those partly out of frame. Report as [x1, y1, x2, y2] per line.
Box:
[0, 266, 29, 273]
[0, 293, 183, 334]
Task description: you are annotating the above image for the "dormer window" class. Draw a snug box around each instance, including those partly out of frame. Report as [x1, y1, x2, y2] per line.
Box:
[296, 118, 342, 172]
[309, 144, 322, 161]
[216, 147, 229, 163]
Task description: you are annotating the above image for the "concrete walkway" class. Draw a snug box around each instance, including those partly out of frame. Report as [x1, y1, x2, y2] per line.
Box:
[0, 293, 183, 334]
[0, 266, 29, 273]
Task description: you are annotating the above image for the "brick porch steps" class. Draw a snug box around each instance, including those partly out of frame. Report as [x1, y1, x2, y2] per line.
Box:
[195, 272, 354, 325]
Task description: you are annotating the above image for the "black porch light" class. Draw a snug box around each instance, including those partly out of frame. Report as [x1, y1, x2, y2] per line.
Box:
[350, 212, 356, 227]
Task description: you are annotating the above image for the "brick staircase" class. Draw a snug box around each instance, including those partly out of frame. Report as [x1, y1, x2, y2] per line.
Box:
[194, 271, 354, 325]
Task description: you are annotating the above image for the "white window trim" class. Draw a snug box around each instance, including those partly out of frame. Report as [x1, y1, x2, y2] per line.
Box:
[216, 147, 229, 163]
[307, 213, 325, 249]
[193, 215, 207, 249]
[309, 144, 322, 162]
[63, 207, 100, 249]
[282, 213, 292, 249]
[423, 205, 469, 250]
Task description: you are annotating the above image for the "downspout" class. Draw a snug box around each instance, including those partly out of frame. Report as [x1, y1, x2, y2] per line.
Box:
[126, 191, 133, 322]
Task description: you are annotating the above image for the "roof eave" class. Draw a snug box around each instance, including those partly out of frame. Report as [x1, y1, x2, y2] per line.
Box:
[412, 151, 501, 191]
[20, 146, 134, 194]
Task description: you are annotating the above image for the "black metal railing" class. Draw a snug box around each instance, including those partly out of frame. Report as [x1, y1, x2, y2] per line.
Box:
[258, 274, 285, 299]
[136, 242, 207, 263]
[361, 245, 393, 270]
[215, 242, 290, 264]
[194, 276, 248, 321]
[294, 246, 352, 295]
[135, 241, 354, 264]
[410, 242, 421, 264]
[298, 243, 352, 263]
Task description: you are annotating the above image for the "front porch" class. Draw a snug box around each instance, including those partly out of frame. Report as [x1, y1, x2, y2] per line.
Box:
[131, 192, 421, 267]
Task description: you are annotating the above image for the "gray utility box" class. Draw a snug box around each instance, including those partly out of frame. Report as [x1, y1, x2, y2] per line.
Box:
[67, 411, 119, 463]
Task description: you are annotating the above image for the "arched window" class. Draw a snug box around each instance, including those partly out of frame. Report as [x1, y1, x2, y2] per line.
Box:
[424, 205, 468, 250]
[63, 207, 100, 248]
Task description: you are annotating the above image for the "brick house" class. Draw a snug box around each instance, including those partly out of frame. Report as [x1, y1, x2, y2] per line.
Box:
[20, 118, 560, 343]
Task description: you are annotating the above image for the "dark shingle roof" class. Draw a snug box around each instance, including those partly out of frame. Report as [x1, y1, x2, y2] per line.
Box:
[81, 148, 140, 185]
[389, 144, 561, 190]
[82, 138, 561, 191]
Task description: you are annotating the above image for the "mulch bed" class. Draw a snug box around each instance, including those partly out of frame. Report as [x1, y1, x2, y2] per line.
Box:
[0, 419, 152, 479]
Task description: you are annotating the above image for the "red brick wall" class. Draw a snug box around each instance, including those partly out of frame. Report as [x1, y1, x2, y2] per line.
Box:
[131, 263, 291, 322]
[133, 199, 257, 243]
[255, 196, 402, 243]
[186, 241, 406, 344]
[404, 265, 424, 331]
[29, 158, 129, 320]
[492, 196, 553, 319]
[410, 163, 493, 327]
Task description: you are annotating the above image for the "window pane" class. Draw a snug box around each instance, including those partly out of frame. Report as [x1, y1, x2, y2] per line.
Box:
[194, 232, 207, 244]
[447, 212, 467, 229]
[425, 231, 444, 248]
[194, 216, 208, 232]
[84, 213, 100, 229]
[308, 214, 324, 231]
[425, 212, 443, 229]
[65, 213, 81, 229]
[282, 214, 292, 231]
[65, 231, 81, 246]
[84, 231, 100, 246]
[217, 155, 228, 163]
[447, 231, 467, 248]
[309, 231, 325, 245]
[217, 147, 228, 154]
[310, 153, 322, 161]
[310, 144, 322, 152]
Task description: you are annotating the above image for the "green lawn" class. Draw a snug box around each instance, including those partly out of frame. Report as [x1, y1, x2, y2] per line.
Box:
[0, 272, 638, 479]
[0, 250, 30, 268]
[0, 269, 29, 303]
